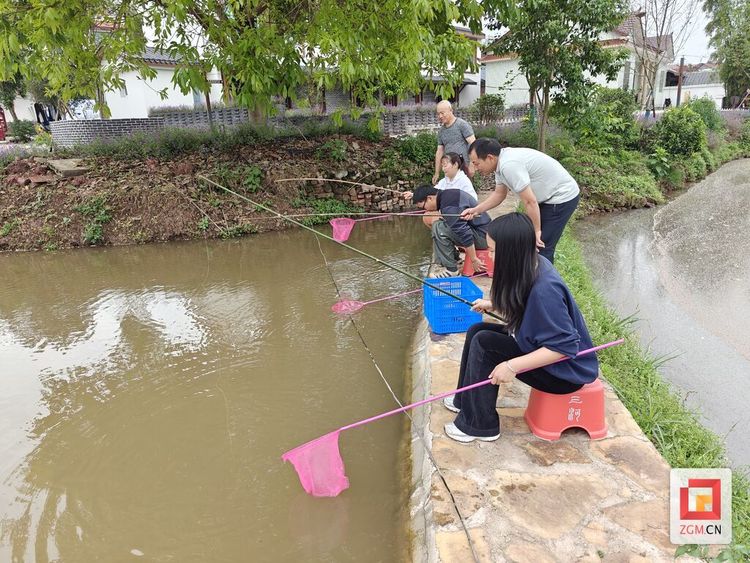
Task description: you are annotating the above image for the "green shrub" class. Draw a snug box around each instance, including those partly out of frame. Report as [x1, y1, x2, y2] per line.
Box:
[293, 197, 364, 226]
[498, 123, 538, 149]
[468, 93, 505, 124]
[664, 162, 686, 190]
[546, 134, 576, 161]
[75, 195, 112, 245]
[212, 163, 265, 192]
[740, 118, 750, 148]
[699, 145, 717, 172]
[396, 132, 436, 166]
[713, 141, 747, 164]
[562, 148, 664, 211]
[647, 146, 671, 180]
[686, 153, 707, 180]
[315, 139, 348, 161]
[553, 87, 639, 152]
[8, 120, 36, 143]
[654, 106, 707, 155]
[686, 96, 725, 132]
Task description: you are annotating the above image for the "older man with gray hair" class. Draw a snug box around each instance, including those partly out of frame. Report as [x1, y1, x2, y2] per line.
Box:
[433, 100, 476, 185]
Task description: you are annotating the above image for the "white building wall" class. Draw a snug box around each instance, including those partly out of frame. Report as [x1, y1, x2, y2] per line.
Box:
[10, 95, 37, 121]
[104, 67, 223, 119]
[660, 84, 725, 108]
[483, 59, 530, 107]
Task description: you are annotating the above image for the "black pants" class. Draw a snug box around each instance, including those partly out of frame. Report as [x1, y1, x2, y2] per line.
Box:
[539, 194, 580, 264]
[453, 322, 583, 437]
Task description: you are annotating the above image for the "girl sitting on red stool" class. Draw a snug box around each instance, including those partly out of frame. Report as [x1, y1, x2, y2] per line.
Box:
[443, 212, 599, 443]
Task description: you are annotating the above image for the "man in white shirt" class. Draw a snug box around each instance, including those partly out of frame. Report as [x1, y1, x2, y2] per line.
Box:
[462, 138, 580, 263]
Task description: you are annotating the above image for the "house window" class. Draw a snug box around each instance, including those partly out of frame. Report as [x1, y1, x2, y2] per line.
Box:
[415, 91, 422, 104]
[383, 94, 397, 107]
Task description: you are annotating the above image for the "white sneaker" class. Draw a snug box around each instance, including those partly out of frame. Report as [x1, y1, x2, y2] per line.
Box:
[443, 395, 460, 413]
[444, 422, 500, 444]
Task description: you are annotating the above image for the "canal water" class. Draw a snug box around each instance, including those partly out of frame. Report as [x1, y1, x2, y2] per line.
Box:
[574, 159, 750, 468]
[0, 217, 431, 561]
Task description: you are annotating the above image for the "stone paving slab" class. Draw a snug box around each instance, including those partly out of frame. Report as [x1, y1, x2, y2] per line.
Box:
[47, 158, 88, 178]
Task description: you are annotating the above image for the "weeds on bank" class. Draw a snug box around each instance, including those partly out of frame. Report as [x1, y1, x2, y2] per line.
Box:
[556, 232, 750, 557]
[75, 195, 112, 245]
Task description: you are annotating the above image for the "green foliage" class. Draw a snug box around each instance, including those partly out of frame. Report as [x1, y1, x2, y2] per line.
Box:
[713, 141, 748, 165]
[486, 0, 628, 150]
[554, 87, 639, 152]
[33, 129, 52, 148]
[705, 0, 750, 100]
[75, 195, 112, 245]
[379, 148, 402, 176]
[292, 197, 364, 226]
[468, 93, 505, 124]
[741, 119, 750, 148]
[63, 120, 383, 160]
[219, 223, 256, 238]
[213, 163, 265, 193]
[647, 146, 671, 180]
[653, 106, 707, 156]
[197, 217, 210, 231]
[686, 97, 725, 132]
[315, 139, 348, 162]
[561, 148, 664, 211]
[0, 218, 19, 236]
[396, 132, 437, 166]
[7, 120, 36, 142]
[700, 145, 717, 172]
[0, 0, 501, 118]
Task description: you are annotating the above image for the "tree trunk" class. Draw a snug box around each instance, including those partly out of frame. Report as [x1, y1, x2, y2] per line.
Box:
[7, 106, 18, 121]
[538, 87, 550, 153]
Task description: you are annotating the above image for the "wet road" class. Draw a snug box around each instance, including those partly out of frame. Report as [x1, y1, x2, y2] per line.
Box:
[575, 159, 750, 468]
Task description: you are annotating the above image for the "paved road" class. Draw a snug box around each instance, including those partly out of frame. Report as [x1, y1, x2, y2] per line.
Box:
[575, 159, 750, 468]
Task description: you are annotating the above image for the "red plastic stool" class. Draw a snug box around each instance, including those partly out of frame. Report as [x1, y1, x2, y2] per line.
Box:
[462, 248, 494, 277]
[524, 379, 607, 441]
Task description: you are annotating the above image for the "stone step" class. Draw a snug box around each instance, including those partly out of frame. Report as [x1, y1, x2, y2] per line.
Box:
[47, 158, 88, 178]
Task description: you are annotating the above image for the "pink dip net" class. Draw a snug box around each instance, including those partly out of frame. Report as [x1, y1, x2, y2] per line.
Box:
[281, 431, 350, 497]
[331, 300, 364, 314]
[329, 218, 356, 242]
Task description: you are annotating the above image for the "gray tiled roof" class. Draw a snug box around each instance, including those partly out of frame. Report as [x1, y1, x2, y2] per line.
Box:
[683, 69, 722, 86]
[141, 46, 181, 65]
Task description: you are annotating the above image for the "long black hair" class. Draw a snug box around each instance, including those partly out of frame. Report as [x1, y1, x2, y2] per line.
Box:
[487, 213, 539, 333]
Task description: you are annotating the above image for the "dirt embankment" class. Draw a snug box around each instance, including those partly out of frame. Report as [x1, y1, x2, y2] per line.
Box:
[0, 136, 428, 252]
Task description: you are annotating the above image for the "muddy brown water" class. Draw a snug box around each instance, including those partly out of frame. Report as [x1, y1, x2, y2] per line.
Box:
[0, 217, 432, 562]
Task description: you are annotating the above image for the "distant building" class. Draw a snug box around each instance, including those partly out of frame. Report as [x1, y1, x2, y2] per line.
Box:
[660, 64, 726, 109]
[481, 12, 674, 109]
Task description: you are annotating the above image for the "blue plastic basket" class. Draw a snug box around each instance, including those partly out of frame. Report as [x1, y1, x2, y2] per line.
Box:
[423, 276, 483, 334]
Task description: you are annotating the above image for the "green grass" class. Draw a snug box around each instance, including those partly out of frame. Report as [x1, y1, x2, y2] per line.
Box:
[556, 231, 750, 556]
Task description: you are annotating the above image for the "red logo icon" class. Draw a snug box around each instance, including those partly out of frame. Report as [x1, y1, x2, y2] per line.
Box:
[680, 479, 722, 520]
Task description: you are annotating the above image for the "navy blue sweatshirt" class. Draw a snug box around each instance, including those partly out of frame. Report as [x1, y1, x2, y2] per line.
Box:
[435, 189, 491, 247]
[514, 257, 599, 384]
